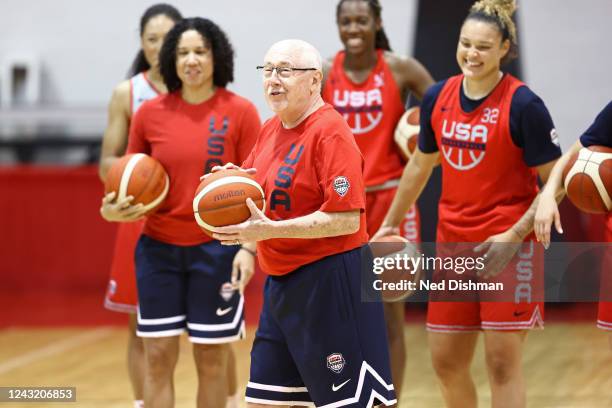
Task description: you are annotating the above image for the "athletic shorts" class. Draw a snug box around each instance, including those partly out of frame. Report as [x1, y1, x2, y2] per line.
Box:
[245, 247, 396, 407]
[104, 220, 144, 313]
[427, 237, 544, 332]
[365, 187, 420, 242]
[135, 235, 244, 343]
[598, 302, 612, 331]
[598, 221, 612, 330]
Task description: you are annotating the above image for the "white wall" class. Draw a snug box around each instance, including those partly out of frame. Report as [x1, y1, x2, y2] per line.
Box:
[2, 0, 610, 150]
[0, 0, 418, 119]
[519, 0, 612, 150]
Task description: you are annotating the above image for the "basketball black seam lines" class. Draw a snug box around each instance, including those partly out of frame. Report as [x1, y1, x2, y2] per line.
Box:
[195, 198, 264, 214]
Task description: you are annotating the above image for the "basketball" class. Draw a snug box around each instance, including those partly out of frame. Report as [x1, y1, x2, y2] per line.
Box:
[193, 169, 265, 233]
[370, 235, 422, 302]
[104, 153, 169, 214]
[563, 145, 612, 214]
[394, 106, 420, 161]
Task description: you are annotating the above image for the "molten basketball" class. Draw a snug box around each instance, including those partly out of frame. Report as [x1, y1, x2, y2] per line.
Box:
[370, 235, 422, 302]
[563, 145, 612, 214]
[394, 106, 420, 161]
[193, 169, 265, 233]
[104, 153, 169, 214]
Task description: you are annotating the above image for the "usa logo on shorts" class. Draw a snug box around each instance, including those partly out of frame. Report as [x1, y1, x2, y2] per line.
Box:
[107, 279, 117, 296]
[333, 176, 350, 197]
[219, 282, 235, 302]
[326, 353, 346, 373]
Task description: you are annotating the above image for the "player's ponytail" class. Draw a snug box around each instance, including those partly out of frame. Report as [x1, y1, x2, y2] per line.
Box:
[336, 0, 393, 52]
[368, 0, 392, 51]
[127, 4, 183, 78]
[466, 0, 518, 64]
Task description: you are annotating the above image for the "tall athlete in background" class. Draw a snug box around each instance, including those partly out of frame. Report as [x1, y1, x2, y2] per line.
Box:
[374, 0, 561, 406]
[98, 5, 182, 407]
[101, 17, 260, 408]
[535, 100, 612, 350]
[322, 0, 434, 399]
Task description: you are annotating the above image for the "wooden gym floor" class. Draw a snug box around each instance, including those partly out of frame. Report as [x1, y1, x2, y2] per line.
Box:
[1, 324, 611, 407]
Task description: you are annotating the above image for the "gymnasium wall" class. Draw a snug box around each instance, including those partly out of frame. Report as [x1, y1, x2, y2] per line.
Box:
[2, 1, 611, 148]
[0, 0, 418, 116]
[520, 0, 612, 150]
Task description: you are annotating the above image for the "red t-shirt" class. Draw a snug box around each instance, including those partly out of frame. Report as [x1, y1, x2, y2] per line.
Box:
[431, 74, 538, 242]
[243, 104, 368, 275]
[128, 88, 260, 246]
[322, 50, 405, 187]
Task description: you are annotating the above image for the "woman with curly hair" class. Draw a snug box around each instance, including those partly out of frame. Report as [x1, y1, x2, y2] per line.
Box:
[101, 17, 260, 407]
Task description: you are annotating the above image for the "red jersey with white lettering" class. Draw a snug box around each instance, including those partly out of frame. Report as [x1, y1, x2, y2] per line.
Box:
[128, 88, 260, 246]
[322, 50, 405, 187]
[431, 74, 538, 242]
[242, 104, 368, 276]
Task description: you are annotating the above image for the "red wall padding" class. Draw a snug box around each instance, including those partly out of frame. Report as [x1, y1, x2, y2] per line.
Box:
[0, 166, 118, 290]
[0, 166, 265, 326]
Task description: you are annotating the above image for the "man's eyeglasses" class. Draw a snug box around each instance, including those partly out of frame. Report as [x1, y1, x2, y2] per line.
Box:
[256, 65, 318, 79]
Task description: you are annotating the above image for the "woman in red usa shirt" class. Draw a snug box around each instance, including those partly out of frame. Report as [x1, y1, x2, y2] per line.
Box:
[101, 18, 260, 408]
[322, 0, 434, 398]
[374, 1, 561, 407]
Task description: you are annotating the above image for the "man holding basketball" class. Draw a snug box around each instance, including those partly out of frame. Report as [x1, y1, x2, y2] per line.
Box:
[210, 39, 396, 407]
[535, 100, 612, 350]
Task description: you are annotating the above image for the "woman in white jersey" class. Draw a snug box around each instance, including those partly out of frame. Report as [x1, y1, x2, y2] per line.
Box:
[98, 6, 182, 408]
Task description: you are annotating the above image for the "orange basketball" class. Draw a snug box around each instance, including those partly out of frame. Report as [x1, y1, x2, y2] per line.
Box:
[193, 169, 265, 233]
[563, 145, 612, 214]
[104, 153, 169, 214]
[370, 235, 422, 302]
[394, 106, 420, 161]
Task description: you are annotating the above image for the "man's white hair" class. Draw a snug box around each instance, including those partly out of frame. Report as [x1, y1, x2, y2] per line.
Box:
[265, 39, 322, 70]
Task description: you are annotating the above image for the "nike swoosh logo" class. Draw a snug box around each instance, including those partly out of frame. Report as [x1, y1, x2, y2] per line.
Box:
[332, 379, 351, 392]
[216, 307, 233, 316]
[513, 311, 527, 317]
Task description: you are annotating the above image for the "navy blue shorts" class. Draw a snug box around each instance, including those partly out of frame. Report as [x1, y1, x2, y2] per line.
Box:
[245, 246, 396, 407]
[135, 235, 244, 343]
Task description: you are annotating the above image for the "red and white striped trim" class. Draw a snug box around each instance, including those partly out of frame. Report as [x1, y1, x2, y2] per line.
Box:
[597, 320, 612, 331]
[103, 297, 137, 314]
[481, 306, 544, 331]
[426, 323, 481, 333]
